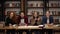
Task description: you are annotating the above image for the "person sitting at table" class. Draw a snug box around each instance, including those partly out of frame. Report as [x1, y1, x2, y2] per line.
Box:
[17, 12, 29, 34]
[42, 11, 53, 34]
[30, 11, 41, 26]
[5, 11, 17, 34]
[30, 11, 42, 34]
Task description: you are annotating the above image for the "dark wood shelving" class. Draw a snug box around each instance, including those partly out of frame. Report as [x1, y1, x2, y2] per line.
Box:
[0, 0, 60, 23]
[27, 0, 43, 1]
[27, 15, 44, 16]
[47, 0, 60, 24]
[5, 7, 21, 8]
[5, 0, 21, 1]
[47, 6, 60, 8]
[4, 0, 21, 15]
[27, 7, 44, 9]
[26, 0, 44, 16]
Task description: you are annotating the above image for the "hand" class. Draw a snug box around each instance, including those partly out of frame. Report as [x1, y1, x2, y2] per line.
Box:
[9, 24, 12, 28]
[19, 23, 27, 26]
[46, 23, 53, 27]
[25, 24, 27, 26]
[37, 18, 40, 21]
[35, 18, 37, 20]
[47, 23, 49, 24]
[47, 23, 53, 25]
[13, 24, 16, 27]
[19, 23, 21, 26]
[9, 24, 12, 26]
[50, 23, 53, 25]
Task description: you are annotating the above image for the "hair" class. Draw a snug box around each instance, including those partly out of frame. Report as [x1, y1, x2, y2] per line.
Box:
[7, 11, 17, 23]
[32, 11, 39, 15]
[32, 11, 39, 18]
[46, 10, 50, 14]
[19, 11, 25, 15]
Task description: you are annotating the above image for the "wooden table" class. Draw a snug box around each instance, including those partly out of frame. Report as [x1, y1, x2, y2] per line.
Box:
[0, 25, 60, 30]
[4, 26, 42, 29]
[0, 25, 60, 31]
[0, 26, 42, 34]
[0, 26, 60, 34]
[44, 25, 60, 30]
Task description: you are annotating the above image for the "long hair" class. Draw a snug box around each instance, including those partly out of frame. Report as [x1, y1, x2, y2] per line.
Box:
[7, 11, 17, 23]
[32, 11, 39, 19]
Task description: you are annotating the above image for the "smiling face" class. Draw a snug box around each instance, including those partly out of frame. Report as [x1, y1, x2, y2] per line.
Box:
[10, 12, 14, 18]
[33, 12, 38, 17]
[20, 12, 24, 17]
[46, 11, 50, 18]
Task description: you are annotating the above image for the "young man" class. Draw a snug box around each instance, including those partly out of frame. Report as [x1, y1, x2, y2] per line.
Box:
[17, 12, 29, 34]
[42, 11, 53, 34]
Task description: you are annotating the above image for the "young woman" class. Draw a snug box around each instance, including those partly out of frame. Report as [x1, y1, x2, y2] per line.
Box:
[30, 11, 41, 26]
[30, 11, 42, 34]
[5, 11, 17, 34]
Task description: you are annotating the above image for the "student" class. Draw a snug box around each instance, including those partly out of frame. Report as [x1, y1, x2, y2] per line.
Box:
[17, 12, 29, 34]
[42, 11, 53, 34]
[30, 11, 41, 25]
[5, 11, 17, 34]
[30, 11, 42, 34]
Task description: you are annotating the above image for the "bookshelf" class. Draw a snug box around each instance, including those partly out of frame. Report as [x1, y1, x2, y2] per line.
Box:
[26, 0, 44, 16]
[25, 0, 45, 23]
[0, 0, 59, 24]
[4, 0, 21, 15]
[47, 0, 60, 24]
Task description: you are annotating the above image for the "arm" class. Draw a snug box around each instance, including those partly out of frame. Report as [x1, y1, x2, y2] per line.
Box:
[25, 17, 28, 25]
[17, 16, 20, 24]
[37, 17, 42, 25]
[5, 18, 8, 26]
[50, 16, 53, 25]
[5, 17, 11, 26]
[41, 16, 45, 25]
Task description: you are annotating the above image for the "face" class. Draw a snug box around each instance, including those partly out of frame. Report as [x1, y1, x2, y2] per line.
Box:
[46, 11, 50, 17]
[33, 12, 38, 17]
[10, 12, 14, 18]
[20, 12, 24, 17]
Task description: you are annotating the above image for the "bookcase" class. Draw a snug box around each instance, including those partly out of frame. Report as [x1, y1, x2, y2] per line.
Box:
[47, 0, 60, 24]
[26, 0, 44, 15]
[4, 0, 21, 15]
[0, 0, 60, 24]
[25, 0, 45, 23]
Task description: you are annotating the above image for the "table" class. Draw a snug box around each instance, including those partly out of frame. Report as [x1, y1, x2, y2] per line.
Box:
[0, 26, 60, 34]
